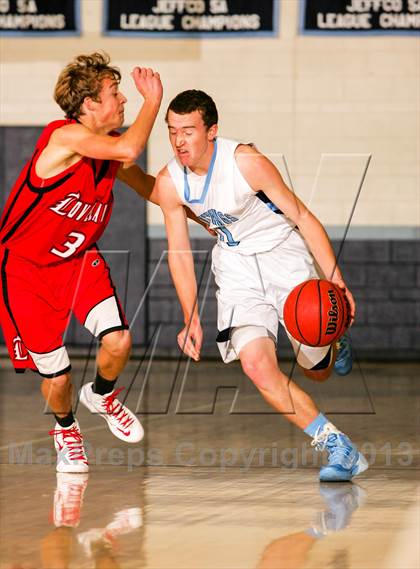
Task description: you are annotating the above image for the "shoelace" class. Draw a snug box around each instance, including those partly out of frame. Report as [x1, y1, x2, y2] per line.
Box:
[55, 479, 88, 521]
[49, 425, 87, 462]
[62, 481, 88, 507]
[311, 425, 354, 467]
[102, 387, 134, 431]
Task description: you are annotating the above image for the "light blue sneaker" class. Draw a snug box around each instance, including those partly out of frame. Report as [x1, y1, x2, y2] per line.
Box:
[312, 424, 369, 482]
[334, 334, 353, 376]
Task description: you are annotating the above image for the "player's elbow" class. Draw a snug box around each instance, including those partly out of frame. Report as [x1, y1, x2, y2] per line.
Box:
[294, 209, 317, 232]
[116, 138, 145, 163]
[118, 144, 139, 163]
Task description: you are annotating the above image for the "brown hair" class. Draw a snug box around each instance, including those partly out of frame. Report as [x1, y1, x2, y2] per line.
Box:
[165, 90, 218, 130]
[54, 52, 121, 120]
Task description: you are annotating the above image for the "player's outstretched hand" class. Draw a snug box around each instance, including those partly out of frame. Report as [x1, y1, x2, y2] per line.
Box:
[333, 278, 356, 325]
[177, 317, 203, 361]
[131, 67, 163, 105]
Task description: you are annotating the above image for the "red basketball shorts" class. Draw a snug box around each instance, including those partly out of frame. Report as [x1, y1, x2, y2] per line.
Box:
[0, 246, 128, 377]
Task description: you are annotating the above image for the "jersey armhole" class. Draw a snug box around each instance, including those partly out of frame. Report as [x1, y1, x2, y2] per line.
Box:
[26, 148, 86, 193]
[166, 158, 186, 204]
[26, 120, 88, 192]
[233, 144, 258, 197]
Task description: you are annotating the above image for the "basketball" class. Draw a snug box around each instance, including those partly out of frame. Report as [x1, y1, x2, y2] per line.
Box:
[283, 279, 350, 347]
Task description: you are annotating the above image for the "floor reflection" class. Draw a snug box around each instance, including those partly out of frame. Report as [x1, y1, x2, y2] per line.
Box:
[1, 466, 419, 569]
[257, 484, 365, 569]
[1, 471, 144, 569]
[0, 360, 419, 568]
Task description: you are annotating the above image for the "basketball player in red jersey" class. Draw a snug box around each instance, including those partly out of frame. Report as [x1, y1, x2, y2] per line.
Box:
[0, 53, 163, 473]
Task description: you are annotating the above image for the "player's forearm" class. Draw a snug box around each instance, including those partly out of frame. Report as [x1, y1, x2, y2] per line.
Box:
[297, 213, 344, 282]
[134, 172, 157, 203]
[118, 166, 158, 204]
[118, 99, 161, 160]
[184, 208, 207, 229]
[184, 209, 217, 237]
[168, 251, 199, 323]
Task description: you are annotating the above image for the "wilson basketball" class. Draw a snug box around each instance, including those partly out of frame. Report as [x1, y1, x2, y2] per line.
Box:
[283, 279, 350, 347]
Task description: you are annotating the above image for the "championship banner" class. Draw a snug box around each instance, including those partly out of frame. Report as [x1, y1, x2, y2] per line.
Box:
[104, 0, 278, 37]
[0, 0, 80, 35]
[301, 0, 420, 34]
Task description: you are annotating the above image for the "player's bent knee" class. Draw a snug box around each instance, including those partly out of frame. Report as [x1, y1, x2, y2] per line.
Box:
[240, 355, 279, 391]
[101, 329, 132, 358]
[301, 346, 334, 383]
[42, 372, 71, 389]
[303, 367, 332, 383]
[298, 346, 335, 381]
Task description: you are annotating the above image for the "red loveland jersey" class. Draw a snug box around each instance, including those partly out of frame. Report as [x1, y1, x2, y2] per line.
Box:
[0, 119, 120, 266]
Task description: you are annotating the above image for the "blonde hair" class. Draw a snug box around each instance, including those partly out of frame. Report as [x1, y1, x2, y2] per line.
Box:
[54, 52, 121, 119]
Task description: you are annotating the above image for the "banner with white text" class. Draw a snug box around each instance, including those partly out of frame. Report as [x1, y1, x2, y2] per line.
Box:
[300, 0, 420, 34]
[0, 0, 80, 35]
[104, 0, 278, 37]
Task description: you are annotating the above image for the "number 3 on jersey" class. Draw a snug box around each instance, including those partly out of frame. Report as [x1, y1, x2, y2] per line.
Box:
[50, 231, 86, 258]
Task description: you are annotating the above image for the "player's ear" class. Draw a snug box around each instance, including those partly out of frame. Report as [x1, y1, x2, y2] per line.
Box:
[83, 97, 96, 113]
[208, 124, 218, 141]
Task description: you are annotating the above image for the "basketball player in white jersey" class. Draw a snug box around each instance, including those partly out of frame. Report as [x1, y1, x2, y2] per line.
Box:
[154, 90, 368, 482]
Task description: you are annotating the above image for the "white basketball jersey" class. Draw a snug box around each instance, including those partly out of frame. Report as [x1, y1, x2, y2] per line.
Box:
[167, 137, 296, 255]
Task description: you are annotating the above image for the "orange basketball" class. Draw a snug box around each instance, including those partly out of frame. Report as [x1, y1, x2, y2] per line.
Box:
[283, 279, 350, 347]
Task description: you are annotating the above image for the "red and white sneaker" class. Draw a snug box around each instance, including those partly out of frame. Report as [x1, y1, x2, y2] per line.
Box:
[51, 472, 89, 528]
[49, 420, 89, 473]
[79, 382, 144, 443]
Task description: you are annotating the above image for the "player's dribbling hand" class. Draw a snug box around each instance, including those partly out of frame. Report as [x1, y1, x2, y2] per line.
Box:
[131, 67, 163, 105]
[333, 278, 356, 325]
[177, 317, 203, 361]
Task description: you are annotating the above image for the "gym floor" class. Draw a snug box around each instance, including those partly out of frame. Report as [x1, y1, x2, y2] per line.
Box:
[0, 357, 419, 568]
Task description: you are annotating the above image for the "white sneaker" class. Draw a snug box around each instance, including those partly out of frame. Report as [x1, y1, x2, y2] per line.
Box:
[52, 472, 89, 528]
[49, 420, 89, 473]
[79, 382, 144, 443]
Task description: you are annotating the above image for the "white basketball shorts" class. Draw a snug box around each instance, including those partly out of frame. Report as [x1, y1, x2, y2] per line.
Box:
[212, 229, 331, 367]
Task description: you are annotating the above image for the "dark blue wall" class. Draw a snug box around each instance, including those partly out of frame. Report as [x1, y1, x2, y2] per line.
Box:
[146, 238, 420, 361]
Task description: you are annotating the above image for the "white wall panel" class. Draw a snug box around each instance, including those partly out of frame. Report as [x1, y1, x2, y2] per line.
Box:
[0, 1, 418, 229]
